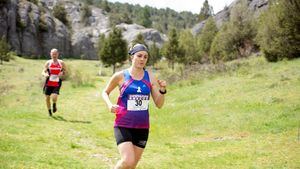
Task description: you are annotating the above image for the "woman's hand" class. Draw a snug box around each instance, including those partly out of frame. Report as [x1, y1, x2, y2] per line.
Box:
[109, 104, 119, 113]
[157, 79, 167, 91]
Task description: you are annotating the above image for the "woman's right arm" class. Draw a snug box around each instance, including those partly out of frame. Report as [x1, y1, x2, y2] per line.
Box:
[102, 71, 123, 113]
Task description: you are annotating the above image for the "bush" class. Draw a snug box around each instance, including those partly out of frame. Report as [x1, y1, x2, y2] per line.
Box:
[53, 3, 68, 25]
[197, 17, 218, 62]
[210, 0, 256, 63]
[109, 13, 132, 27]
[16, 13, 26, 30]
[28, 0, 39, 5]
[210, 23, 237, 63]
[39, 14, 48, 32]
[0, 37, 10, 64]
[81, 4, 92, 26]
[6, 51, 16, 61]
[67, 66, 94, 88]
[256, 0, 300, 62]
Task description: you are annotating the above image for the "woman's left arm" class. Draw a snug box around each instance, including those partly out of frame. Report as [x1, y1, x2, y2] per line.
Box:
[149, 70, 167, 108]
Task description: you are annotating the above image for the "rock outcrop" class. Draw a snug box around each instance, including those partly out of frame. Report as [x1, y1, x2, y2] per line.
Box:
[0, 0, 166, 59]
[116, 23, 167, 48]
[0, 0, 72, 58]
[191, 0, 269, 35]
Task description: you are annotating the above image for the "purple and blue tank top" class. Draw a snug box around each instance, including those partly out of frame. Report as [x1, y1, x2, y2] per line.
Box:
[115, 69, 152, 129]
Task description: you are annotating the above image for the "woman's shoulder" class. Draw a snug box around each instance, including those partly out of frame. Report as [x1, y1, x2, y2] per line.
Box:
[112, 70, 126, 80]
[144, 67, 155, 83]
[110, 70, 126, 85]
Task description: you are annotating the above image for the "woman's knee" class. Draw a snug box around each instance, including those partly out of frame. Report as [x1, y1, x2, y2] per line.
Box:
[120, 157, 136, 168]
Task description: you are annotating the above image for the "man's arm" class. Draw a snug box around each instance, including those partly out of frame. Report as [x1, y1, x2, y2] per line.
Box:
[42, 61, 49, 77]
[59, 61, 66, 77]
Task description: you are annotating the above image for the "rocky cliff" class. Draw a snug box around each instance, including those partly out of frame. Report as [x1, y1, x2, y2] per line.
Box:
[191, 0, 269, 35]
[0, 0, 167, 59]
[0, 0, 72, 58]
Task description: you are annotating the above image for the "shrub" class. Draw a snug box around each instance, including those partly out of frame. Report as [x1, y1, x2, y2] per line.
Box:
[28, 0, 39, 5]
[0, 37, 10, 64]
[67, 66, 94, 88]
[81, 4, 92, 26]
[256, 0, 300, 62]
[53, 3, 68, 25]
[39, 14, 48, 32]
[210, 0, 256, 63]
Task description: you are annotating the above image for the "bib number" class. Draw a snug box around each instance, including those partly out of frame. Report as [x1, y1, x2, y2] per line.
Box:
[127, 95, 149, 111]
[49, 75, 59, 82]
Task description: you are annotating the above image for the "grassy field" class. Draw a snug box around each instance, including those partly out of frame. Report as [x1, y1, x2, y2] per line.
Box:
[0, 56, 299, 169]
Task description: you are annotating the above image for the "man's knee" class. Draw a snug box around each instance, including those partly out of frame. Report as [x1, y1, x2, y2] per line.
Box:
[51, 94, 58, 100]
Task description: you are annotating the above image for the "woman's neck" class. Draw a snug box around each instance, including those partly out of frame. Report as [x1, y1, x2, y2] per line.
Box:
[129, 66, 144, 79]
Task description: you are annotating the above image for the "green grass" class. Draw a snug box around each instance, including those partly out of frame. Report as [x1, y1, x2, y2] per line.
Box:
[0, 56, 299, 168]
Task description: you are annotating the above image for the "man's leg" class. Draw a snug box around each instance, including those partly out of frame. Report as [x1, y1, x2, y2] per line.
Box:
[51, 94, 58, 113]
[45, 95, 52, 116]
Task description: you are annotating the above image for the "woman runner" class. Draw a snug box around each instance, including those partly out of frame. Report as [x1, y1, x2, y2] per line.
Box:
[102, 44, 167, 169]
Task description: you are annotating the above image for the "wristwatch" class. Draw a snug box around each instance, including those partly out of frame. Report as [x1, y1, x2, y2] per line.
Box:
[159, 89, 167, 95]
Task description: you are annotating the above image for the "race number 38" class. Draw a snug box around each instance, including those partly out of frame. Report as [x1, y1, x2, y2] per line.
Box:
[127, 95, 149, 111]
[49, 75, 59, 82]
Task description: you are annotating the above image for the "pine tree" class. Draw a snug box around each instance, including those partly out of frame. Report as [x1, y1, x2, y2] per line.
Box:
[99, 27, 127, 73]
[132, 33, 146, 45]
[138, 6, 152, 28]
[102, 0, 111, 12]
[209, 23, 231, 63]
[178, 30, 197, 64]
[210, 0, 256, 63]
[256, 0, 300, 62]
[163, 28, 182, 69]
[148, 42, 160, 66]
[197, 17, 218, 62]
[199, 0, 213, 22]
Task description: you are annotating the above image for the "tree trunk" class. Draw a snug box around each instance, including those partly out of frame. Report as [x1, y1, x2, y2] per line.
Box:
[113, 64, 116, 74]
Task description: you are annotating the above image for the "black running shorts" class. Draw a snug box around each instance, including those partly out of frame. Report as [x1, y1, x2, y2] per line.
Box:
[43, 86, 60, 95]
[114, 127, 149, 148]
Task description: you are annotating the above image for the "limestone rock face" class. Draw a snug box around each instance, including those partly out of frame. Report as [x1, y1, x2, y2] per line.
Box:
[191, 0, 269, 35]
[0, 0, 71, 58]
[0, 0, 166, 59]
[116, 23, 167, 48]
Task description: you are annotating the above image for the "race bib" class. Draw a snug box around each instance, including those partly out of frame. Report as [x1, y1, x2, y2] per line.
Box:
[127, 95, 149, 111]
[49, 75, 59, 82]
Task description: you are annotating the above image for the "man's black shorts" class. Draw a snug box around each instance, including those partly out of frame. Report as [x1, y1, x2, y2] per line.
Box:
[114, 127, 149, 148]
[43, 86, 60, 95]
